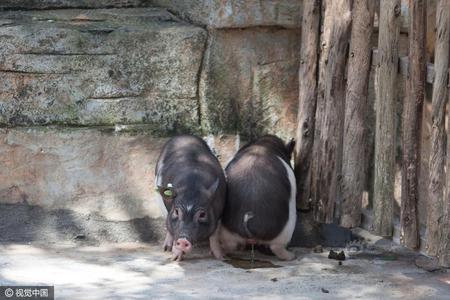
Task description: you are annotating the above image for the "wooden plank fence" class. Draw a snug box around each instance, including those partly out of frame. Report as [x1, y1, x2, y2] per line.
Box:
[295, 0, 450, 266]
[340, 0, 375, 229]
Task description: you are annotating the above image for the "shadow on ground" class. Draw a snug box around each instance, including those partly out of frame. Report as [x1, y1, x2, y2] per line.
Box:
[0, 203, 165, 245]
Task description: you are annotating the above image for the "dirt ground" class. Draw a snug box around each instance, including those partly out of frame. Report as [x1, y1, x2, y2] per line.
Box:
[0, 204, 448, 299]
[0, 239, 448, 300]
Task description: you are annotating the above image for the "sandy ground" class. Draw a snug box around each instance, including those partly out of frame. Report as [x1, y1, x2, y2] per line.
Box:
[0, 240, 448, 300]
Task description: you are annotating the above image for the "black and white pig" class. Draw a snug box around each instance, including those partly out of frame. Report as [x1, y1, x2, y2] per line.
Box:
[155, 135, 226, 261]
[220, 135, 297, 260]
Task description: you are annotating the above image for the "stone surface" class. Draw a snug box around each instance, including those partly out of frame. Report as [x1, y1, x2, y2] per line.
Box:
[0, 242, 449, 299]
[0, 127, 240, 221]
[203, 133, 242, 166]
[415, 255, 441, 272]
[0, 8, 206, 134]
[0, 0, 151, 9]
[200, 28, 300, 139]
[150, 0, 301, 28]
[0, 126, 167, 221]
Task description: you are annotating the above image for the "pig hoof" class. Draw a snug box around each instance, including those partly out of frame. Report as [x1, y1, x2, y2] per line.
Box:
[210, 250, 225, 261]
[163, 232, 174, 252]
[171, 248, 184, 262]
[270, 245, 296, 261]
[171, 254, 183, 262]
[281, 251, 296, 261]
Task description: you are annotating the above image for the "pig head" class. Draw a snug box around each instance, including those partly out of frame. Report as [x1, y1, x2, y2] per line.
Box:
[155, 135, 226, 261]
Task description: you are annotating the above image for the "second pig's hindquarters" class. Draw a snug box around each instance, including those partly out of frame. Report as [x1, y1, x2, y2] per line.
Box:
[221, 135, 297, 260]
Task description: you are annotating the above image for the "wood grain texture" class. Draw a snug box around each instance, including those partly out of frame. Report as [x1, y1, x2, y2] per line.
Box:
[373, 0, 401, 237]
[340, 0, 376, 228]
[311, 0, 352, 223]
[426, 0, 450, 258]
[294, 0, 321, 210]
[400, 0, 426, 249]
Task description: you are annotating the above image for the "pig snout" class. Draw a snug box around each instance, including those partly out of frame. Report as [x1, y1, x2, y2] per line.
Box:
[175, 237, 192, 254]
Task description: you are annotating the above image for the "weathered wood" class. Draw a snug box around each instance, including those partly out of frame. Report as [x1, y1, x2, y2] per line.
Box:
[294, 0, 321, 210]
[311, 0, 352, 223]
[400, 0, 426, 249]
[439, 5, 450, 268]
[340, 0, 376, 228]
[425, 0, 437, 62]
[440, 187, 450, 266]
[440, 186, 450, 266]
[426, 0, 450, 258]
[373, 0, 401, 237]
[372, 49, 435, 84]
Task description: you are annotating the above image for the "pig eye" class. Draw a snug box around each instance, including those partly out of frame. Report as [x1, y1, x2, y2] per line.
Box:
[197, 211, 207, 223]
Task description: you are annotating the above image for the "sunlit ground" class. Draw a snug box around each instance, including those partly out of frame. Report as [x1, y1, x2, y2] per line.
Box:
[0, 243, 448, 300]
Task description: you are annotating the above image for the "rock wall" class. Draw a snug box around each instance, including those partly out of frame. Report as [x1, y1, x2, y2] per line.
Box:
[0, 0, 151, 10]
[0, 8, 206, 134]
[200, 28, 300, 138]
[0, 1, 302, 222]
[148, 0, 301, 28]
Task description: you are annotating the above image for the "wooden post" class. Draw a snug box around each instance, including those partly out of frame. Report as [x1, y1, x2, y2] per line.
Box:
[426, 0, 449, 257]
[440, 15, 450, 267]
[311, 0, 352, 223]
[400, 0, 426, 249]
[340, 0, 376, 228]
[441, 181, 450, 266]
[294, 0, 321, 210]
[373, 0, 401, 237]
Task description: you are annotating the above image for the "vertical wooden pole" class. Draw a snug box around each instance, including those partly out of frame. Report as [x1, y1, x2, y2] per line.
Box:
[294, 0, 321, 210]
[311, 0, 352, 223]
[400, 0, 426, 249]
[427, 0, 450, 258]
[373, 0, 401, 237]
[441, 166, 450, 266]
[340, 0, 376, 228]
[440, 32, 450, 267]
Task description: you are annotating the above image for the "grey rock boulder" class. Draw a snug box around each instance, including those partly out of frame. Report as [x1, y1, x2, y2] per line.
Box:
[0, 8, 206, 134]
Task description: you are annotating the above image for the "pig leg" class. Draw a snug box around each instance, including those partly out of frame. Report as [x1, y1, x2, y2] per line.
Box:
[219, 225, 242, 255]
[209, 224, 224, 260]
[163, 232, 174, 252]
[270, 244, 296, 261]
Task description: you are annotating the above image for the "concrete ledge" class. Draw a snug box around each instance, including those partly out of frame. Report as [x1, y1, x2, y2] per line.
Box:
[0, 126, 167, 220]
[0, 127, 241, 221]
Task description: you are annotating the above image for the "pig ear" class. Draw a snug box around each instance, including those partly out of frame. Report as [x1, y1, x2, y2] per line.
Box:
[285, 138, 296, 158]
[206, 178, 220, 198]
